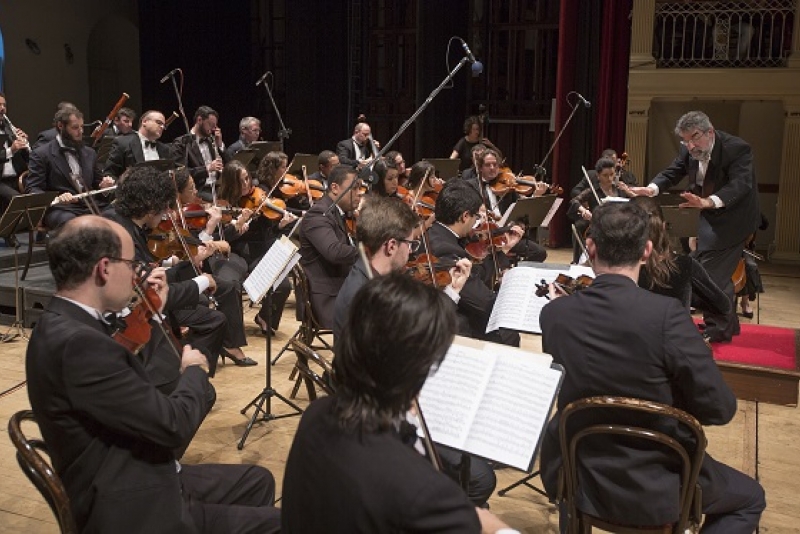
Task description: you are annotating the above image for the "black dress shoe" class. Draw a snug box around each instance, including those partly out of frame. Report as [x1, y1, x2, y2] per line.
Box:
[741, 310, 754, 319]
[220, 349, 258, 366]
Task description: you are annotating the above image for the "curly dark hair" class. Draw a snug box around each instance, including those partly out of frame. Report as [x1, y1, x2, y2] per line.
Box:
[115, 167, 176, 219]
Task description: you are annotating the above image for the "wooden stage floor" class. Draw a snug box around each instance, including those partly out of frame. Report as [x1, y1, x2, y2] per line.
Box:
[0, 248, 798, 533]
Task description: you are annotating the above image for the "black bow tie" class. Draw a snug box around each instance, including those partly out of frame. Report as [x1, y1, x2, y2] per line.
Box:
[101, 312, 125, 334]
[60, 145, 78, 154]
[144, 140, 157, 149]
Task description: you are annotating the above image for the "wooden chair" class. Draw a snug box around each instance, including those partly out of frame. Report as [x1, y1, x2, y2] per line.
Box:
[558, 396, 706, 534]
[289, 339, 335, 400]
[272, 263, 333, 366]
[8, 410, 78, 534]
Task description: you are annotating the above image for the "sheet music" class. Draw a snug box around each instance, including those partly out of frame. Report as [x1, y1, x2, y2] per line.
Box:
[465, 354, 561, 470]
[540, 197, 564, 227]
[419, 337, 560, 471]
[418, 343, 495, 447]
[486, 264, 595, 334]
[498, 202, 516, 227]
[243, 236, 298, 302]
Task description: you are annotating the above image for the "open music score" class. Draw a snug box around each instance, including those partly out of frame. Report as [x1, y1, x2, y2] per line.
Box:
[486, 263, 594, 334]
[418, 336, 563, 472]
[243, 236, 299, 303]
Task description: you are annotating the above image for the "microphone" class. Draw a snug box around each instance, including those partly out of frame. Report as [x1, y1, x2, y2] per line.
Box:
[576, 92, 591, 108]
[460, 39, 477, 63]
[255, 71, 269, 87]
[471, 61, 484, 77]
[159, 68, 179, 84]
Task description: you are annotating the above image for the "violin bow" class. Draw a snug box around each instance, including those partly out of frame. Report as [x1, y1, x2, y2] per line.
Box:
[582, 166, 602, 207]
[301, 164, 313, 206]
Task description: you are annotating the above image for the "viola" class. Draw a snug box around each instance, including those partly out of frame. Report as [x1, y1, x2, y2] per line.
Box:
[534, 273, 594, 298]
[147, 226, 202, 261]
[404, 195, 437, 218]
[464, 222, 512, 260]
[406, 254, 454, 288]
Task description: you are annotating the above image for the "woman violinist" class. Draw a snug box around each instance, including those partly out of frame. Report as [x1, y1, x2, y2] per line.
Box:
[567, 157, 635, 264]
[218, 159, 296, 335]
[369, 157, 402, 198]
[174, 168, 257, 367]
[384, 150, 409, 188]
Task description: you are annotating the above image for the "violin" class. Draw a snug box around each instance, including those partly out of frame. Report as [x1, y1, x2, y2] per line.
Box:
[405, 254, 454, 288]
[112, 278, 161, 354]
[464, 222, 511, 260]
[240, 186, 290, 221]
[490, 169, 563, 197]
[534, 273, 594, 298]
[279, 174, 325, 201]
[147, 226, 202, 261]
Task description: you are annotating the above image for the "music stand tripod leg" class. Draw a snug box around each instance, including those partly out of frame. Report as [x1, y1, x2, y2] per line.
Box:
[497, 470, 547, 497]
[237, 287, 303, 450]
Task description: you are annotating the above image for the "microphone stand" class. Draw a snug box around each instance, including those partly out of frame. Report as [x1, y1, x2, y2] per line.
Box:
[326, 56, 472, 216]
[164, 71, 191, 134]
[259, 75, 292, 147]
[531, 93, 587, 183]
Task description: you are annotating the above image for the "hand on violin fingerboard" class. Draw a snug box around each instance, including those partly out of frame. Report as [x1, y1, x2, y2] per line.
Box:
[500, 225, 524, 254]
[449, 258, 472, 293]
[146, 268, 169, 313]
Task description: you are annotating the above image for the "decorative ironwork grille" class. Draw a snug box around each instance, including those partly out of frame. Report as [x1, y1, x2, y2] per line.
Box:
[654, 0, 795, 68]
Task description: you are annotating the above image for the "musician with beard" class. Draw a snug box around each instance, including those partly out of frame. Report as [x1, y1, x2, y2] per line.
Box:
[26, 106, 115, 228]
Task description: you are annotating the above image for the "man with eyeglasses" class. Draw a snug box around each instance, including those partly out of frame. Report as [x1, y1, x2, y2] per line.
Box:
[628, 111, 760, 343]
[332, 195, 471, 342]
[223, 116, 261, 163]
[103, 110, 174, 179]
[27, 215, 282, 533]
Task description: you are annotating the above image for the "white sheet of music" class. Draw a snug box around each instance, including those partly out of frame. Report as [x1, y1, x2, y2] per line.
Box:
[486, 264, 595, 334]
[419, 336, 561, 471]
[243, 236, 298, 302]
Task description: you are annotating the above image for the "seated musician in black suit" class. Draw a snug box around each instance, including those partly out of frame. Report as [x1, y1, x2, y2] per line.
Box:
[223, 116, 261, 162]
[172, 106, 225, 201]
[27, 215, 280, 533]
[459, 148, 548, 263]
[283, 273, 517, 533]
[332, 196, 499, 507]
[105, 166, 228, 377]
[103, 110, 174, 179]
[26, 106, 115, 228]
[539, 201, 765, 533]
[427, 180, 521, 347]
[103, 106, 136, 138]
[307, 150, 339, 190]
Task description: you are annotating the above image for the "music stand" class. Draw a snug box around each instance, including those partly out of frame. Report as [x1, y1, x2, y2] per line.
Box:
[499, 195, 559, 228]
[0, 192, 58, 341]
[662, 206, 700, 238]
[287, 153, 319, 175]
[232, 149, 256, 170]
[238, 237, 303, 449]
[423, 158, 460, 181]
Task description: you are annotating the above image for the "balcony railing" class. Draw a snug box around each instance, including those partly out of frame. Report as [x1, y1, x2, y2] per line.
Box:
[654, 0, 795, 68]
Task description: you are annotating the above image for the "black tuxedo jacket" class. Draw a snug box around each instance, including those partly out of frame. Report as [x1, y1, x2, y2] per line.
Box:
[26, 297, 213, 532]
[0, 123, 30, 176]
[223, 139, 245, 163]
[103, 134, 173, 178]
[282, 396, 481, 533]
[26, 139, 107, 213]
[297, 195, 358, 329]
[336, 137, 372, 168]
[539, 274, 736, 525]
[426, 222, 500, 337]
[32, 127, 58, 151]
[652, 130, 760, 250]
[172, 134, 220, 189]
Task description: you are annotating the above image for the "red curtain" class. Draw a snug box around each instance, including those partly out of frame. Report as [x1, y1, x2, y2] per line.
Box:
[548, 0, 580, 247]
[594, 0, 633, 158]
[549, 0, 632, 248]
